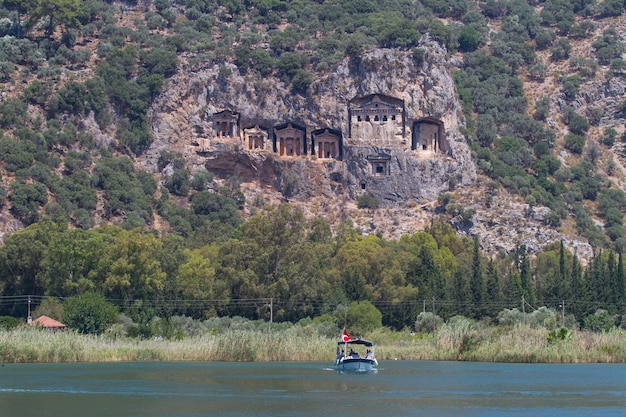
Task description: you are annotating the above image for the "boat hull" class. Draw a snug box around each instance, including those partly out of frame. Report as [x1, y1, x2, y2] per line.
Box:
[334, 358, 378, 372]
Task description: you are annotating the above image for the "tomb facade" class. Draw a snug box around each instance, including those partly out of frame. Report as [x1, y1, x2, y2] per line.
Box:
[274, 123, 307, 156]
[348, 94, 406, 146]
[412, 118, 448, 154]
[312, 128, 342, 160]
[213, 110, 239, 138]
[205, 94, 449, 165]
[242, 125, 270, 151]
[366, 153, 392, 176]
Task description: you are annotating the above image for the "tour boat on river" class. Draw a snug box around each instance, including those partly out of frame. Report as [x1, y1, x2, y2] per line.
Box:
[334, 329, 378, 372]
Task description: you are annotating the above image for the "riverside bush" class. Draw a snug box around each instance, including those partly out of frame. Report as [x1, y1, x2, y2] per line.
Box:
[63, 293, 118, 335]
[415, 312, 444, 333]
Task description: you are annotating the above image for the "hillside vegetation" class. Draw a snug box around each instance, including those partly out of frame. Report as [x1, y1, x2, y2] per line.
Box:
[0, 0, 625, 332]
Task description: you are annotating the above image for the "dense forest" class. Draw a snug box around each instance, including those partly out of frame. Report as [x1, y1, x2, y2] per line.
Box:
[0, 0, 626, 331]
[1, 209, 624, 332]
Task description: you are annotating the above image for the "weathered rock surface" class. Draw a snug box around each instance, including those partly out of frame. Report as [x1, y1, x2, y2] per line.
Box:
[144, 38, 476, 206]
[139, 38, 601, 260]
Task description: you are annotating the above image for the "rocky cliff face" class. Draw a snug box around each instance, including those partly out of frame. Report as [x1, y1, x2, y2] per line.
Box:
[144, 38, 476, 206]
[143, 38, 596, 260]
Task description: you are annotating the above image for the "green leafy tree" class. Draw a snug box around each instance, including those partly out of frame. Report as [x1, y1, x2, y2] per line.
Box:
[190, 190, 241, 227]
[103, 229, 166, 308]
[165, 168, 190, 196]
[32, 297, 63, 320]
[458, 25, 481, 52]
[191, 169, 213, 191]
[550, 38, 571, 61]
[564, 134, 585, 154]
[415, 311, 443, 333]
[617, 252, 625, 305]
[341, 267, 367, 301]
[346, 300, 382, 336]
[38, 229, 108, 297]
[597, 0, 625, 17]
[0, 221, 59, 316]
[583, 309, 615, 332]
[62, 292, 118, 334]
[176, 245, 229, 316]
[31, 0, 83, 39]
[592, 29, 624, 64]
[2, 0, 28, 38]
[9, 182, 48, 225]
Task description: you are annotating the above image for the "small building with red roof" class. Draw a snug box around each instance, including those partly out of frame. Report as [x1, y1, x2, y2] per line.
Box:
[32, 315, 66, 330]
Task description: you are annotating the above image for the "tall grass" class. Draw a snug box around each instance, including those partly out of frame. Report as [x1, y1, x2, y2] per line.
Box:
[1, 325, 625, 363]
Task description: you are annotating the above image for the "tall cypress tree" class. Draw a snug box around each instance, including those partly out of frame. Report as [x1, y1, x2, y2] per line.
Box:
[470, 236, 485, 318]
[486, 259, 504, 317]
[506, 268, 524, 304]
[570, 251, 584, 319]
[597, 251, 613, 311]
[608, 251, 618, 309]
[558, 239, 571, 300]
[448, 253, 471, 317]
[518, 244, 535, 305]
[617, 252, 625, 307]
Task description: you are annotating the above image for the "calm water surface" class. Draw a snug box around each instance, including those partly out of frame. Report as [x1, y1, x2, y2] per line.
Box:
[1, 360, 625, 416]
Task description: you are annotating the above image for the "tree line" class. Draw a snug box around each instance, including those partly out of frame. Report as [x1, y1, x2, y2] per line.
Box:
[0, 206, 623, 330]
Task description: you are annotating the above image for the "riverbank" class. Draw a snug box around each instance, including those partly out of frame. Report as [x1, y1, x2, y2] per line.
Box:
[1, 325, 625, 363]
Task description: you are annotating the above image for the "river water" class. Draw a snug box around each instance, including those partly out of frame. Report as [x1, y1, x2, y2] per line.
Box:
[1, 360, 625, 416]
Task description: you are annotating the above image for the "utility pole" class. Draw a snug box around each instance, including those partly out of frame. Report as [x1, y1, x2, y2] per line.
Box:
[269, 298, 273, 323]
[522, 295, 525, 326]
[560, 300, 565, 327]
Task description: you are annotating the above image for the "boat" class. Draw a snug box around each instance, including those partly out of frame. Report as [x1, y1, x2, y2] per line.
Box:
[334, 329, 378, 372]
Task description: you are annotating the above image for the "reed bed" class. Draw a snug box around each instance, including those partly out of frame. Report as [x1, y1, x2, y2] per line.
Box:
[1, 325, 625, 363]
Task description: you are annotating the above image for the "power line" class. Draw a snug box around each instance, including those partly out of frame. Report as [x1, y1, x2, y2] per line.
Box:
[1, 295, 624, 316]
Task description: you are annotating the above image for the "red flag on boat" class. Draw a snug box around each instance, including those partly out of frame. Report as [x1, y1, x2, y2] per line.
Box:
[342, 329, 352, 342]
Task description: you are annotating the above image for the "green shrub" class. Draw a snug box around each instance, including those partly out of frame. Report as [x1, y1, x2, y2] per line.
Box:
[281, 170, 299, 198]
[565, 134, 585, 154]
[357, 194, 379, 209]
[415, 312, 444, 333]
[0, 316, 22, 329]
[63, 292, 119, 335]
[583, 309, 616, 332]
[165, 169, 190, 196]
[550, 38, 571, 61]
[458, 25, 481, 52]
[191, 169, 213, 191]
[9, 182, 48, 225]
[547, 327, 572, 344]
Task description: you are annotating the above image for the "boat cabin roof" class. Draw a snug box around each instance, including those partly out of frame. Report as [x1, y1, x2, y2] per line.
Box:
[337, 339, 374, 347]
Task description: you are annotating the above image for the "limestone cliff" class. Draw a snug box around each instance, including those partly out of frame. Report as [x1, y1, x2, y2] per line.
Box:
[144, 38, 476, 206]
